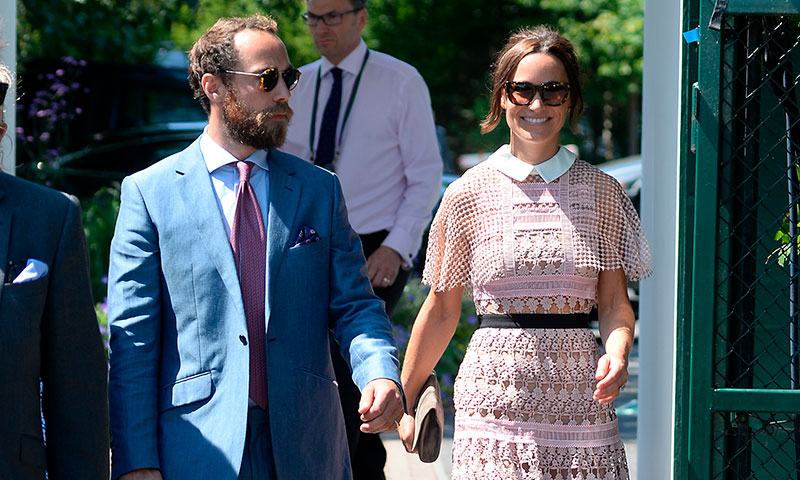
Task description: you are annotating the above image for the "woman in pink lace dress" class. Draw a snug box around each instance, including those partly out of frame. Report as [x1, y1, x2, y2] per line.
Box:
[398, 26, 652, 479]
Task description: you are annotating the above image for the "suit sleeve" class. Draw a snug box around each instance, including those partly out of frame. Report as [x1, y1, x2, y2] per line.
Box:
[107, 176, 163, 479]
[40, 194, 110, 480]
[326, 174, 402, 390]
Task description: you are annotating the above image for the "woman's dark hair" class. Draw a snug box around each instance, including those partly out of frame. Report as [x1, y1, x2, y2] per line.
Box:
[481, 25, 584, 134]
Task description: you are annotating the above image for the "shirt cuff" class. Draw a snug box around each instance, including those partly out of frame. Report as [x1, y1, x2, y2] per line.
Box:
[382, 230, 419, 268]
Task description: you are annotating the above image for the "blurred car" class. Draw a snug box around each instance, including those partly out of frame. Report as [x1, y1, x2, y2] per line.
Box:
[37, 122, 206, 197]
[597, 154, 642, 212]
[16, 59, 206, 197]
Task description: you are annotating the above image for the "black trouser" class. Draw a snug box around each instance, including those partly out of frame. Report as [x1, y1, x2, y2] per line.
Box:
[331, 230, 411, 480]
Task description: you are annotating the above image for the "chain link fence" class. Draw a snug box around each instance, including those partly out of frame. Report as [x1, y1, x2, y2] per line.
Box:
[713, 14, 800, 479]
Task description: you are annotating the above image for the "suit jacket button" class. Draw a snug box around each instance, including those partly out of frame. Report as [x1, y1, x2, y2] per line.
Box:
[239, 335, 248, 346]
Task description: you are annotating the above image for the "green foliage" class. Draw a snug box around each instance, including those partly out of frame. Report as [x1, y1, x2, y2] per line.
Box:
[772, 167, 800, 267]
[82, 182, 121, 304]
[166, 0, 319, 66]
[18, 0, 181, 63]
[18, 0, 646, 163]
[96, 302, 109, 356]
[391, 275, 478, 401]
[365, 0, 644, 162]
[543, 0, 644, 102]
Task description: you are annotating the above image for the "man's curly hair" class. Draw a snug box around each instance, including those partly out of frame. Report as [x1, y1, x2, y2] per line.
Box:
[188, 14, 279, 115]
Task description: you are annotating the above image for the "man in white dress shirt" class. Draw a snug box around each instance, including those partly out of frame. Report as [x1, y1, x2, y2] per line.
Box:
[282, 0, 442, 477]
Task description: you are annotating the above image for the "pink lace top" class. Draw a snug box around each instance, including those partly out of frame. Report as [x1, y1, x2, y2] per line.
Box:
[423, 146, 652, 315]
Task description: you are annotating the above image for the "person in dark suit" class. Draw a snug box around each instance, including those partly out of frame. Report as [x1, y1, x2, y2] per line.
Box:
[107, 15, 404, 480]
[0, 62, 110, 480]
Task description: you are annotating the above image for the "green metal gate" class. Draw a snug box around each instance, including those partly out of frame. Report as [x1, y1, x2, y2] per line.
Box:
[681, 1, 800, 478]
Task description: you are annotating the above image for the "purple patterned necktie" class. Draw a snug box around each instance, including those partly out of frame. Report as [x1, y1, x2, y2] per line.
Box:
[230, 161, 268, 409]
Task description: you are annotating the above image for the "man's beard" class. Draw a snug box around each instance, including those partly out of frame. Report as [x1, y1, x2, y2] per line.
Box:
[222, 87, 293, 150]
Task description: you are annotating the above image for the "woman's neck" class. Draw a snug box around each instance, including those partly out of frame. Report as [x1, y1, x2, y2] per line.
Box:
[509, 138, 559, 165]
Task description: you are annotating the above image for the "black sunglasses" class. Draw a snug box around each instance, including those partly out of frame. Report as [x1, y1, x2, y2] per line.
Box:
[505, 80, 570, 107]
[224, 67, 301, 92]
[0, 82, 7, 104]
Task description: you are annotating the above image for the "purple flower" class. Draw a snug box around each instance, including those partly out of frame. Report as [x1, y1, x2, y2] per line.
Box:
[466, 314, 476, 325]
[441, 374, 453, 387]
[75, 107, 83, 115]
[39, 132, 50, 141]
[101, 275, 108, 284]
[100, 298, 108, 314]
[15, 126, 24, 134]
[55, 69, 65, 77]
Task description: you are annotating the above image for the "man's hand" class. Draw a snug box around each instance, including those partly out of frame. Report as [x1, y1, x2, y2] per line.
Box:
[593, 353, 629, 404]
[119, 469, 163, 480]
[358, 378, 404, 433]
[367, 246, 404, 288]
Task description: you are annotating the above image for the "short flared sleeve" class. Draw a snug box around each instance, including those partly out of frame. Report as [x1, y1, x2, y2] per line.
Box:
[595, 171, 653, 281]
[422, 179, 473, 291]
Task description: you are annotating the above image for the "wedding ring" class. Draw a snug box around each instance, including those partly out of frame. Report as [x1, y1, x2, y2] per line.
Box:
[394, 419, 401, 429]
[382, 277, 391, 285]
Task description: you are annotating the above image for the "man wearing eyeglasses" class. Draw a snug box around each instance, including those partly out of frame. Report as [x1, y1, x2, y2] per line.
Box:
[108, 14, 403, 480]
[283, 1, 442, 477]
[0, 61, 109, 480]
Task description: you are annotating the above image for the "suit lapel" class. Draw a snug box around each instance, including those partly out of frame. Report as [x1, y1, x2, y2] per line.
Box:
[0, 179, 9, 300]
[266, 150, 301, 308]
[174, 144, 244, 315]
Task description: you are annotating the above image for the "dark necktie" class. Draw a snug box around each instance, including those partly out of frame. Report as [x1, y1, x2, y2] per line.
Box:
[315, 67, 343, 168]
[230, 161, 268, 409]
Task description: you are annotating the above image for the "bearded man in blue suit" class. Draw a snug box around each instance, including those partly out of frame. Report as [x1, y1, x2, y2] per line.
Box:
[107, 14, 404, 480]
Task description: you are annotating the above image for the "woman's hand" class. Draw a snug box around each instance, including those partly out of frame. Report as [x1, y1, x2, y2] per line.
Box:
[595, 268, 635, 404]
[398, 413, 417, 452]
[593, 353, 628, 403]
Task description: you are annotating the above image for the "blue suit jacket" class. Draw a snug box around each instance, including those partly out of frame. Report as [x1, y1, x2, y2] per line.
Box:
[108, 139, 400, 480]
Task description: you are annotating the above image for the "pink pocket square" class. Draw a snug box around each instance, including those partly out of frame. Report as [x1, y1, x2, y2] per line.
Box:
[293, 226, 319, 246]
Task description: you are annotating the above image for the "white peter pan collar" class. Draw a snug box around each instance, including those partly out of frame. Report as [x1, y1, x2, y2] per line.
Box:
[488, 144, 576, 183]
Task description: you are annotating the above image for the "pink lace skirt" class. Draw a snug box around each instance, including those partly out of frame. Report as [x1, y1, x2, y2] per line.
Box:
[452, 328, 629, 480]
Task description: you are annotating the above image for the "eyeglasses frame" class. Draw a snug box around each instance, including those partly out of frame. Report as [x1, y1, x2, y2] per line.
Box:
[301, 7, 363, 26]
[224, 67, 301, 93]
[504, 80, 571, 107]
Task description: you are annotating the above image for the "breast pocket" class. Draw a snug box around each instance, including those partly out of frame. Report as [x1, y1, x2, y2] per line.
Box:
[1, 276, 47, 336]
[3, 273, 48, 301]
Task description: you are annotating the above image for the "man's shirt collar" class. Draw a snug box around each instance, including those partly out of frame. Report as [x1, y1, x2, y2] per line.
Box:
[200, 127, 269, 174]
[489, 144, 576, 183]
[320, 39, 367, 76]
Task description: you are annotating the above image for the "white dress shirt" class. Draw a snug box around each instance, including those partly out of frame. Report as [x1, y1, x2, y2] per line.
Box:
[200, 129, 270, 325]
[283, 39, 443, 265]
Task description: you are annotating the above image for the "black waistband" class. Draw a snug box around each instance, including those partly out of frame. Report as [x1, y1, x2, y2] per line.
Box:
[477, 313, 590, 329]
